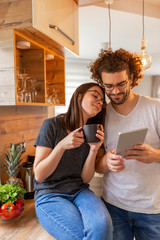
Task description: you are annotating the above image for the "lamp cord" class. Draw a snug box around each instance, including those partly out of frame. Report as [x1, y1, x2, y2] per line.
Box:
[142, 0, 144, 39]
[108, 3, 111, 48]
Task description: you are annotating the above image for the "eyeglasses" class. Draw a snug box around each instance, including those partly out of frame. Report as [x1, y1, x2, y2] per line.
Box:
[102, 79, 129, 91]
[87, 90, 106, 107]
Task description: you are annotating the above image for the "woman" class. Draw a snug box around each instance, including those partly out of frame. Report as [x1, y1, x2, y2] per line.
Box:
[33, 82, 113, 240]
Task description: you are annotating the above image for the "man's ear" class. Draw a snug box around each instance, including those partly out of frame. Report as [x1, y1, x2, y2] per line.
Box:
[129, 74, 133, 87]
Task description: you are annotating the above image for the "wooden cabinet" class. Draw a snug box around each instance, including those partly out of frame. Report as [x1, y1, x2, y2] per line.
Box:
[0, 0, 78, 105]
[33, 0, 79, 57]
[14, 30, 65, 106]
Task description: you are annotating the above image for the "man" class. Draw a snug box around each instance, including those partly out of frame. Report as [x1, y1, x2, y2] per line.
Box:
[89, 48, 160, 240]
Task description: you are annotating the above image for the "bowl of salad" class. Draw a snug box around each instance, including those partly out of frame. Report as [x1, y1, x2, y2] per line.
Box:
[0, 183, 26, 223]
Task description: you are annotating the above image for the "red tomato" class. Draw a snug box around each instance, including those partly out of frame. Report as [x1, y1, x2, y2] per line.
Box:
[1, 202, 15, 219]
[14, 199, 25, 218]
[14, 199, 25, 208]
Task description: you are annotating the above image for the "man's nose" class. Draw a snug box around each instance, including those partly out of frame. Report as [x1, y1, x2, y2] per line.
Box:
[111, 86, 120, 94]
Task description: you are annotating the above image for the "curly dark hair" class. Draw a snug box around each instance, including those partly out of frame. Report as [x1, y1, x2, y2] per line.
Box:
[89, 48, 143, 88]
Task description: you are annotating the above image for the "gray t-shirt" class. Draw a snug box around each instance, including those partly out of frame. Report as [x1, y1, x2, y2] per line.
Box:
[103, 95, 160, 214]
[34, 115, 90, 200]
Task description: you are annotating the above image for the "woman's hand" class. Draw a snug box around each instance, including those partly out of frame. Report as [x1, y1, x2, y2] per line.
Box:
[88, 125, 104, 152]
[59, 127, 84, 150]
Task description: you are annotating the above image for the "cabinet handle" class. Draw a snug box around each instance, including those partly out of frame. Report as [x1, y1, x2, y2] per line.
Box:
[49, 24, 75, 45]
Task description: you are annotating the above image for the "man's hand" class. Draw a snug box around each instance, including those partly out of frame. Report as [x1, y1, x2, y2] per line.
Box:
[125, 143, 160, 163]
[105, 149, 125, 172]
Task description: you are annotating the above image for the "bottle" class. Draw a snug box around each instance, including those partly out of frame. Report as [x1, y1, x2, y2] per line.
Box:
[23, 161, 34, 199]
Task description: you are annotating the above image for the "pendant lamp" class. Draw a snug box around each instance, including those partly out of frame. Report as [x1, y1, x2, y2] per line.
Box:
[140, 0, 152, 70]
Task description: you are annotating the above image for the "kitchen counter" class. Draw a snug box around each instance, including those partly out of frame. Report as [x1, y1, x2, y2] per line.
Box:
[0, 199, 56, 240]
[0, 176, 102, 239]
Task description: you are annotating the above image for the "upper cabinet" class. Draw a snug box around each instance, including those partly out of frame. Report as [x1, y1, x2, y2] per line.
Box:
[14, 31, 65, 106]
[0, 0, 79, 106]
[33, 0, 79, 56]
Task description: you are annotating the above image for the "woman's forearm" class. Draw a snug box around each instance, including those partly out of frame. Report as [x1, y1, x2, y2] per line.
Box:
[81, 148, 98, 183]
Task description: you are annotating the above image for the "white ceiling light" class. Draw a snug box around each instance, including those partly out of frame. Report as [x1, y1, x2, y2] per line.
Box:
[16, 41, 30, 49]
[140, 0, 152, 70]
[45, 54, 54, 60]
[104, 0, 114, 4]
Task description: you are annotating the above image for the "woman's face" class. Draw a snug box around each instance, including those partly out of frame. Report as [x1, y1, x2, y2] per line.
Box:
[81, 86, 104, 123]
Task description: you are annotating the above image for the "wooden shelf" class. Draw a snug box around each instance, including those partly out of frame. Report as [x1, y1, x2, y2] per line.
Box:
[14, 30, 65, 106]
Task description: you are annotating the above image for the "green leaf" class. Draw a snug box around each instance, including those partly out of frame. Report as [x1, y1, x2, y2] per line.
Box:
[0, 184, 26, 205]
[3, 143, 24, 179]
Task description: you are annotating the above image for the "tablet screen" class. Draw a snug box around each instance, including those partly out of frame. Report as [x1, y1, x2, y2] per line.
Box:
[115, 127, 148, 157]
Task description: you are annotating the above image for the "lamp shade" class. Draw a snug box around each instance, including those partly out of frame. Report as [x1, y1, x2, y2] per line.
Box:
[140, 0, 152, 71]
[140, 39, 152, 70]
[104, 0, 114, 4]
[140, 49, 152, 70]
[100, 42, 112, 51]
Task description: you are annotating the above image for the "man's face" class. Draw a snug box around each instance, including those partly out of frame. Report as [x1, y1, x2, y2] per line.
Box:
[101, 70, 131, 105]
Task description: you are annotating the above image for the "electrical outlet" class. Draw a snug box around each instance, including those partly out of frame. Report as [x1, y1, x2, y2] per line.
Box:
[15, 141, 26, 153]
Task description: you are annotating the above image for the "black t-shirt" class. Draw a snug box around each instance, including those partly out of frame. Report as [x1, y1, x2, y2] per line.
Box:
[34, 115, 90, 200]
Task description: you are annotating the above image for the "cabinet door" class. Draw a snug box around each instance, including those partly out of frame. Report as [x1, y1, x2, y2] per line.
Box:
[33, 0, 79, 56]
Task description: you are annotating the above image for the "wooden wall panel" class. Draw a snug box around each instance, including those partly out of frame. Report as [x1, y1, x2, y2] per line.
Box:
[0, 0, 32, 105]
[0, 0, 32, 29]
[0, 105, 55, 183]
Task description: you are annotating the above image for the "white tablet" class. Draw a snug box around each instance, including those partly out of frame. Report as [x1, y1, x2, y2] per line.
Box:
[115, 127, 148, 157]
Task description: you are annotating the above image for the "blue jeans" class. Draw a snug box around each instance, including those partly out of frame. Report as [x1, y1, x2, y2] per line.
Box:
[35, 188, 113, 240]
[102, 199, 160, 240]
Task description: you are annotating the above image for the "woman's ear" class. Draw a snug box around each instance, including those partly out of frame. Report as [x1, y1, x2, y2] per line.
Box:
[77, 94, 83, 110]
[77, 94, 83, 103]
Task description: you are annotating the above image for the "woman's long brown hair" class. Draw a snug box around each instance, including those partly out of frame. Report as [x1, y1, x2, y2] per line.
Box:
[60, 82, 106, 131]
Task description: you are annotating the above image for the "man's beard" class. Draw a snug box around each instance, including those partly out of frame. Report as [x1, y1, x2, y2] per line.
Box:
[107, 88, 130, 105]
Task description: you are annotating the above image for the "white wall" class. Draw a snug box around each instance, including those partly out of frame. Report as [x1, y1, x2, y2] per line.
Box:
[133, 75, 152, 96]
[55, 58, 92, 116]
[55, 58, 154, 116]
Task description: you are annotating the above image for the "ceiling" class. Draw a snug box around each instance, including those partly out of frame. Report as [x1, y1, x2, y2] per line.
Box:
[77, 0, 160, 75]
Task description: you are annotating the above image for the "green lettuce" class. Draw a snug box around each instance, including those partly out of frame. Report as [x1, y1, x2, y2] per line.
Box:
[0, 183, 26, 205]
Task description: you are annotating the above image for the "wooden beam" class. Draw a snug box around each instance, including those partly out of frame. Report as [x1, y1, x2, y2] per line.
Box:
[79, 0, 102, 7]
